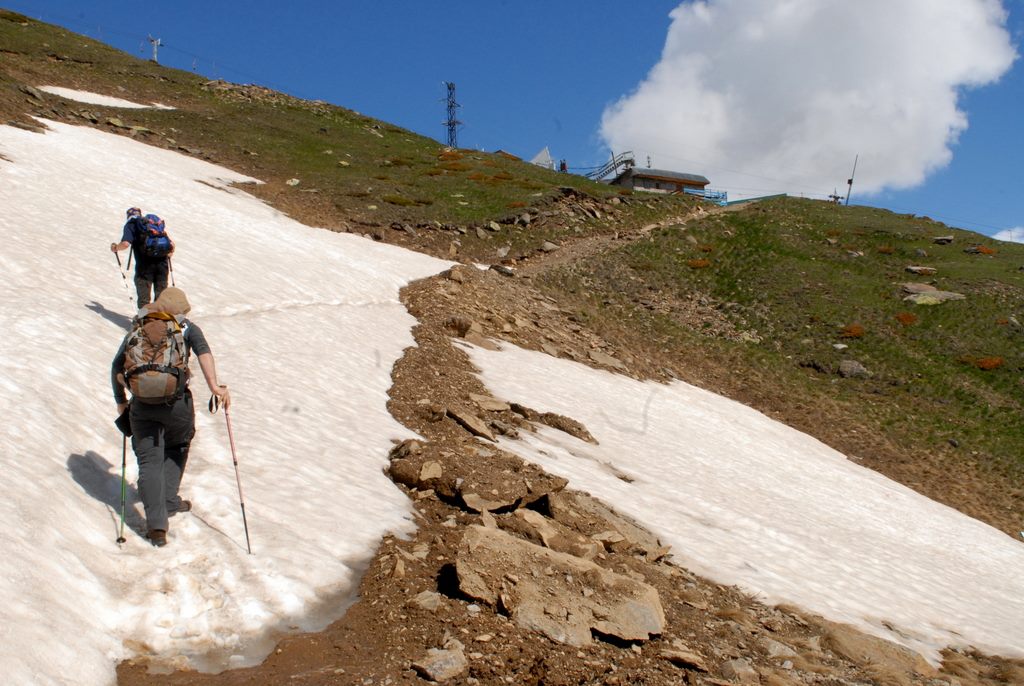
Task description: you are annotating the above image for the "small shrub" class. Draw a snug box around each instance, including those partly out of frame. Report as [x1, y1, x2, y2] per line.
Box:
[467, 172, 489, 181]
[687, 259, 711, 269]
[996, 318, 1009, 326]
[438, 150, 464, 161]
[895, 312, 918, 326]
[826, 229, 841, 237]
[496, 151, 521, 161]
[617, 188, 633, 196]
[507, 201, 527, 208]
[440, 161, 470, 172]
[386, 157, 413, 167]
[424, 168, 443, 176]
[382, 194, 415, 206]
[975, 357, 1004, 371]
[977, 245, 997, 255]
[877, 245, 895, 255]
[492, 171, 514, 181]
[839, 324, 865, 339]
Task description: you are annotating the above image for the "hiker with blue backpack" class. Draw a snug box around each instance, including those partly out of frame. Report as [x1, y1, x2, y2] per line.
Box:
[110, 207, 174, 308]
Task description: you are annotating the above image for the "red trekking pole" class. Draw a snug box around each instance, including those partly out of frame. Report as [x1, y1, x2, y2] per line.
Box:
[211, 394, 252, 554]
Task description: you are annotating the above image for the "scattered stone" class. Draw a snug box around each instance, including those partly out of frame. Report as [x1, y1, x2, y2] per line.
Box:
[933, 235, 954, 244]
[823, 621, 937, 677]
[539, 241, 560, 253]
[838, 360, 871, 378]
[499, 508, 603, 559]
[548, 491, 668, 559]
[461, 493, 507, 513]
[903, 291, 965, 305]
[411, 590, 442, 611]
[905, 265, 937, 275]
[285, 178, 300, 186]
[901, 283, 938, 294]
[19, 85, 44, 100]
[469, 393, 510, 412]
[588, 349, 627, 371]
[660, 647, 709, 672]
[446, 407, 496, 441]
[389, 439, 423, 460]
[720, 658, 759, 684]
[412, 639, 468, 682]
[490, 264, 516, 277]
[456, 526, 665, 646]
[419, 461, 443, 481]
[759, 636, 798, 658]
[487, 221, 501, 232]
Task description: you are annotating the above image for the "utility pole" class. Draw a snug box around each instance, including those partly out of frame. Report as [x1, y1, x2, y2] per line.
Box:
[147, 35, 162, 63]
[844, 154, 858, 206]
[646, 155, 652, 168]
[442, 82, 462, 149]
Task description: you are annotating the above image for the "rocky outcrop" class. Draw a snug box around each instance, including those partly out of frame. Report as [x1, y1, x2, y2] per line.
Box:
[455, 526, 665, 646]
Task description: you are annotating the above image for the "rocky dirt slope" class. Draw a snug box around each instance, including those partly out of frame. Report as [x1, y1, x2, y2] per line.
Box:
[119, 201, 1024, 686]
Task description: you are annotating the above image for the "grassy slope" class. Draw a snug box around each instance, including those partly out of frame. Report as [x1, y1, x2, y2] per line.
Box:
[534, 198, 1024, 531]
[2, 10, 1021, 532]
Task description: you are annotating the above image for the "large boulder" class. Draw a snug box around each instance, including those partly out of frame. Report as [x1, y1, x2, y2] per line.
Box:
[456, 526, 665, 646]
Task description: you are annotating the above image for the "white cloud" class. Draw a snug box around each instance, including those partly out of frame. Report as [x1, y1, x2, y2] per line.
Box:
[601, 0, 1017, 199]
[992, 226, 1024, 243]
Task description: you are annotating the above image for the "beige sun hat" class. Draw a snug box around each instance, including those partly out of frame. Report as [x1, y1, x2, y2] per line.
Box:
[150, 287, 192, 316]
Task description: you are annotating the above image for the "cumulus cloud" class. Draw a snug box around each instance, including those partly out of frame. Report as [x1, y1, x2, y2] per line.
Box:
[992, 227, 1024, 243]
[601, 0, 1017, 199]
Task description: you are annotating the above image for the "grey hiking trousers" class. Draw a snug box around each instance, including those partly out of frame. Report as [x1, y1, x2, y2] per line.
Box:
[130, 390, 195, 533]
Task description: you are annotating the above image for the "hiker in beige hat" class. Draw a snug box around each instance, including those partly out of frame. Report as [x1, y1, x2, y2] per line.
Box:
[111, 286, 230, 547]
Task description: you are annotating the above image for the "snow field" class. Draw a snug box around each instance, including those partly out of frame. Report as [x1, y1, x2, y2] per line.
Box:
[0, 117, 449, 685]
[462, 340, 1024, 664]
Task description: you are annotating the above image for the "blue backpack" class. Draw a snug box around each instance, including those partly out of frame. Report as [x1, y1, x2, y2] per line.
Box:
[138, 214, 172, 258]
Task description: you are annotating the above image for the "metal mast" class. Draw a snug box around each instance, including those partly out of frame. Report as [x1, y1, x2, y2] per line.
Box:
[443, 82, 462, 148]
[147, 35, 162, 63]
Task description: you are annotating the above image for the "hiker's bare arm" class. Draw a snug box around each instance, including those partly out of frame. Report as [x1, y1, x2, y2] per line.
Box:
[197, 352, 231, 410]
[110, 240, 130, 252]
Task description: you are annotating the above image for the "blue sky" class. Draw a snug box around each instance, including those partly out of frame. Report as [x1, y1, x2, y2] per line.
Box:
[6, 1, 1022, 240]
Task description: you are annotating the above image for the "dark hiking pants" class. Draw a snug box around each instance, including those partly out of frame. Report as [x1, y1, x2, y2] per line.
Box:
[130, 391, 195, 533]
[134, 261, 169, 308]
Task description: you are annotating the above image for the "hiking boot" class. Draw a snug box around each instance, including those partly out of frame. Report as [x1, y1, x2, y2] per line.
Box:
[168, 499, 192, 517]
[146, 529, 167, 547]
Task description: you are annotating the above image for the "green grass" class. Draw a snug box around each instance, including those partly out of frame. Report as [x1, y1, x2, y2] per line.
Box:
[540, 197, 1024, 478]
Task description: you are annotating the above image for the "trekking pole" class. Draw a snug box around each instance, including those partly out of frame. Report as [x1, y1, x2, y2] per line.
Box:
[211, 395, 252, 554]
[117, 434, 128, 545]
[114, 251, 135, 311]
[168, 256, 176, 287]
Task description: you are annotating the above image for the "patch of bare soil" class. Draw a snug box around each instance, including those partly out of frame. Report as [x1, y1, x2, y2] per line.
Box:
[119, 264, 1023, 686]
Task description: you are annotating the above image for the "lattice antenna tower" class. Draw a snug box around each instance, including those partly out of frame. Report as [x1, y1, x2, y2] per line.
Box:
[443, 82, 462, 148]
[147, 35, 163, 63]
